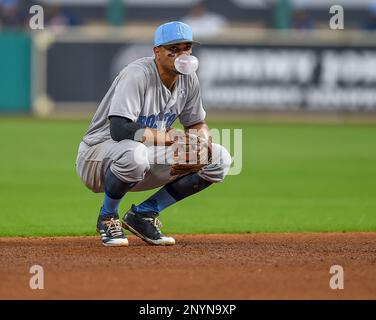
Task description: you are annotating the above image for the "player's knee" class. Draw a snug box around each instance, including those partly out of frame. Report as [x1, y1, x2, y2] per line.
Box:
[212, 144, 232, 178]
[129, 142, 151, 178]
[112, 141, 150, 182]
[200, 144, 232, 183]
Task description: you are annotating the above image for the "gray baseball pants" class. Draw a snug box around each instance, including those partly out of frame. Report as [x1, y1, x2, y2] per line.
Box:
[76, 139, 231, 193]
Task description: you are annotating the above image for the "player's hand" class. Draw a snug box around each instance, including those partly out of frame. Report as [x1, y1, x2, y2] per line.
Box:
[165, 127, 183, 146]
[142, 127, 184, 146]
[170, 132, 212, 176]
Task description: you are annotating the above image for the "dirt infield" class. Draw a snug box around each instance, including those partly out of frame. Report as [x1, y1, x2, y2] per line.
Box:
[0, 233, 375, 300]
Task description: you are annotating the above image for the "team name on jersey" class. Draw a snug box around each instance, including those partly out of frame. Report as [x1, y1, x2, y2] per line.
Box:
[137, 112, 177, 129]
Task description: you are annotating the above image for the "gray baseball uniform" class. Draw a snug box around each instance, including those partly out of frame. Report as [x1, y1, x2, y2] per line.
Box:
[76, 57, 231, 193]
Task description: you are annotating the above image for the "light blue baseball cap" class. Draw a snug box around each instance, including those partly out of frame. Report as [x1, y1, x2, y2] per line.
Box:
[154, 21, 200, 47]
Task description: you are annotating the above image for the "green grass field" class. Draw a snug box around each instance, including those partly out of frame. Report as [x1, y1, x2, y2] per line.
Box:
[0, 118, 375, 236]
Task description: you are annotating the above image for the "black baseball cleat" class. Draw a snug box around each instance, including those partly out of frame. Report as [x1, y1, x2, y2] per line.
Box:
[122, 205, 175, 246]
[96, 213, 129, 247]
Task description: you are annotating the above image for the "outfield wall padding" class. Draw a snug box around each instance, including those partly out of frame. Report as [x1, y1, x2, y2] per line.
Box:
[0, 32, 31, 112]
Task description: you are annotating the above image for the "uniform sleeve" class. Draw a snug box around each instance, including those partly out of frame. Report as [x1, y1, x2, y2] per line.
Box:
[109, 66, 147, 121]
[179, 73, 206, 127]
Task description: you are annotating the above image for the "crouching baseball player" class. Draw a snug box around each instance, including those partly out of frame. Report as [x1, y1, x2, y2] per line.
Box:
[76, 21, 231, 246]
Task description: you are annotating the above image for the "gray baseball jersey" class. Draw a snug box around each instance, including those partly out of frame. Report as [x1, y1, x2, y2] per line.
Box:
[82, 56, 206, 147]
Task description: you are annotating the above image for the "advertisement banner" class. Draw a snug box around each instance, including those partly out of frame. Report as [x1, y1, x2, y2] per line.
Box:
[46, 41, 376, 111]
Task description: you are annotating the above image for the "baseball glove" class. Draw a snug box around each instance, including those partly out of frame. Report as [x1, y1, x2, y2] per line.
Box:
[170, 132, 212, 176]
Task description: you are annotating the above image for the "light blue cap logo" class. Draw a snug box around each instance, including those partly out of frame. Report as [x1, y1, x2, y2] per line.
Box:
[154, 21, 200, 47]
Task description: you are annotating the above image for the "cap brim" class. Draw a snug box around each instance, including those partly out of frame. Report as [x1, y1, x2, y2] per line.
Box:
[156, 39, 201, 47]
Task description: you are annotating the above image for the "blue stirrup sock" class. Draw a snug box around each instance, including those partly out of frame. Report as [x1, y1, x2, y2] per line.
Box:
[100, 194, 122, 216]
[133, 173, 213, 214]
[133, 188, 177, 214]
[100, 168, 134, 216]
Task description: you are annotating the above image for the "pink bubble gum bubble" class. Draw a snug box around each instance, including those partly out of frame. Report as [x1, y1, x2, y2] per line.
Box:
[174, 54, 199, 75]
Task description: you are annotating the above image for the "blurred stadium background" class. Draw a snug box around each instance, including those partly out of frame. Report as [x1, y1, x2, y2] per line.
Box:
[3, 0, 376, 117]
[1, 0, 376, 236]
